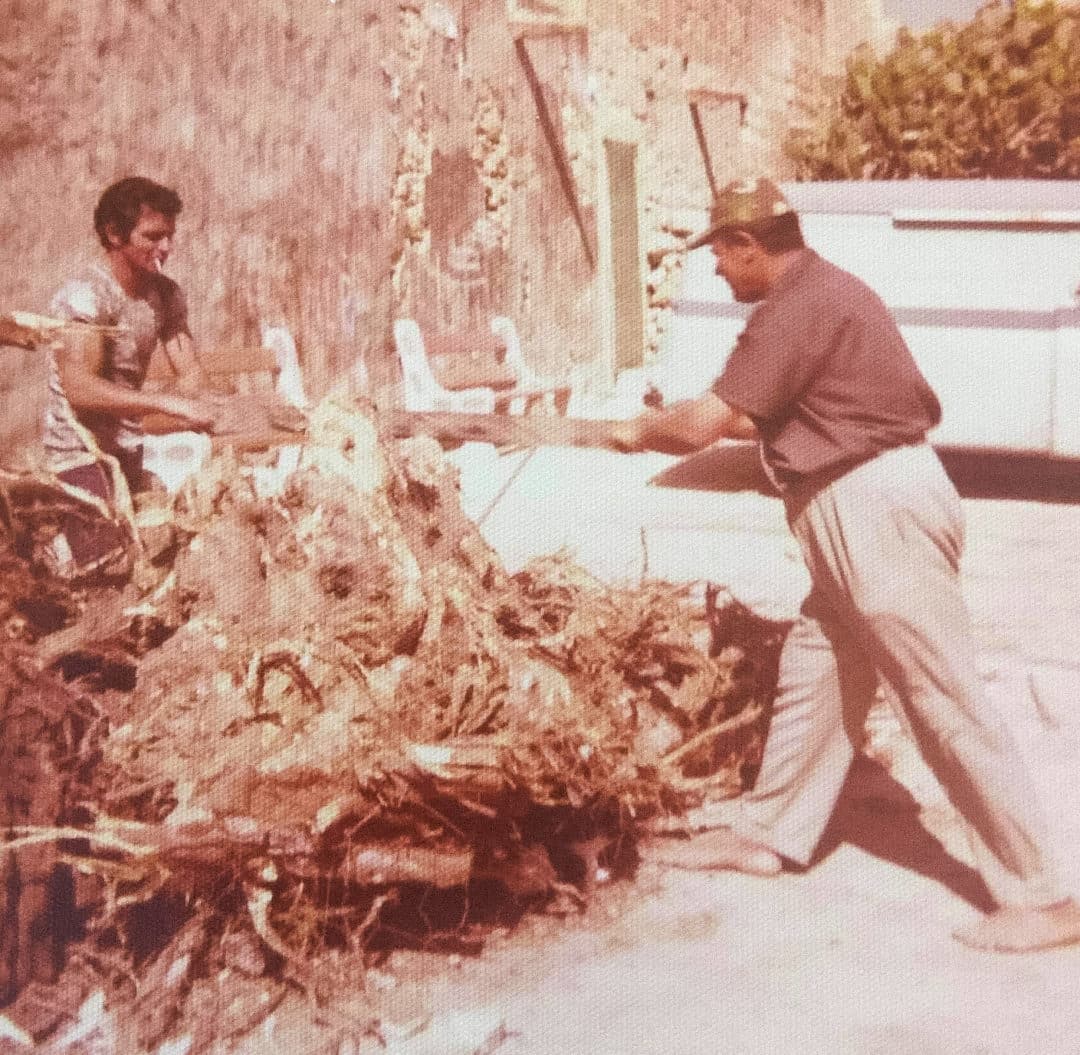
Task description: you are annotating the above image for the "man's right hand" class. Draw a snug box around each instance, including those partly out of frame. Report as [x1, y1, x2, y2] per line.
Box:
[607, 418, 647, 453]
[153, 394, 218, 430]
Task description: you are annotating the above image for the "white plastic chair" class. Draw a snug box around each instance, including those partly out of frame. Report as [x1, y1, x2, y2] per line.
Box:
[256, 323, 305, 493]
[260, 323, 309, 409]
[561, 366, 653, 420]
[489, 316, 570, 416]
[393, 319, 498, 413]
[144, 324, 308, 495]
[143, 429, 213, 494]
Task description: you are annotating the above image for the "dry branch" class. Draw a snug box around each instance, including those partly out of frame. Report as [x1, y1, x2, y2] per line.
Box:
[0, 394, 787, 1037]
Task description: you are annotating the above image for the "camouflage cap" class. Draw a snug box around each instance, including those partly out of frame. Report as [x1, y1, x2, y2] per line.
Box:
[685, 177, 794, 250]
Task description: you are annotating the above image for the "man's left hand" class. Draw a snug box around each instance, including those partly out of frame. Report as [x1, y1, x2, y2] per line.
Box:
[205, 393, 308, 438]
[607, 418, 646, 453]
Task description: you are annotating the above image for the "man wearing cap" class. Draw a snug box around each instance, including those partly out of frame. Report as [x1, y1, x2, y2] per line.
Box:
[609, 177, 1080, 952]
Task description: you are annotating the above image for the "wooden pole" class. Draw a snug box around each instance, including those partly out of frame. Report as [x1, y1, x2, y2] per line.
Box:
[205, 411, 621, 454]
[688, 102, 719, 201]
[384, 408, 618, 449]
[514, 36, 596, 270]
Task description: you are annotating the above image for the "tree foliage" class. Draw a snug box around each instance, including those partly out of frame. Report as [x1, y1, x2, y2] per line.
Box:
[786, 0, 1080, 178]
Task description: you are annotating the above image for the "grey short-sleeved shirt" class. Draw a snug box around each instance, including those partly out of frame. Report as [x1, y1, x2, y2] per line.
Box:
[712, 249, 941, 492]
[44, 261, 189, 462]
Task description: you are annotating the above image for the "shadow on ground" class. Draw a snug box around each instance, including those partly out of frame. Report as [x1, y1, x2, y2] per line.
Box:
[814, 755, 995, 913]
[938, 447, 1080, 503]
[650, 442, 775, 495]
[650, 442, 1080, 505]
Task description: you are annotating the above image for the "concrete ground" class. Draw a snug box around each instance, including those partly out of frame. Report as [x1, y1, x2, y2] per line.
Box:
[412, 438, 1080, 1055]
[238, 439, 1080, 1055]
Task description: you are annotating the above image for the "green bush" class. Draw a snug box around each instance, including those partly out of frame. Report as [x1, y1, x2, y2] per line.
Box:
[786, 0, 1080, 178]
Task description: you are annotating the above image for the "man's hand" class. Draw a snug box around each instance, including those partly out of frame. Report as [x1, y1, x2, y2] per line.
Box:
[153, 394, 218, 430]
[204, 397, 253, 437]
[200, 394, 309, 438]
[607, 417, 646, 453]
[607, 395, 757, 455]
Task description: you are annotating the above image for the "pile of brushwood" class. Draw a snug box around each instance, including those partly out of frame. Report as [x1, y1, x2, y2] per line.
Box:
[0, 397, 787, 1052]
[787, 0, 1080, 179]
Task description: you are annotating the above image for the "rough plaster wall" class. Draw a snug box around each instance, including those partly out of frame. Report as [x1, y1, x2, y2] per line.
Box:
[587, 0, 881, 360]
[1, 0, 878, 433]
[0, 0, 601, 409]
[589, 0, 837, 187]
[1, 0, 401, 399]
[392, 4, 599, 379]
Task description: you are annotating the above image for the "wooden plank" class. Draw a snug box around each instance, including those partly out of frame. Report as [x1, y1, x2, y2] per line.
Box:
[145, 343, 277, 383]
[384, 409, 620, 450]
[167, 411, 619, 455]
[514, 36, 595, 270]
[210, 428, 306, 453]
[507, 0, 587, 33]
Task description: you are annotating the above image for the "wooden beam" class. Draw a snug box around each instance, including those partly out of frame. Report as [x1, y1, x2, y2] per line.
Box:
[199, 411, 621, 455]
[384, 409, 619, 449]
[686, 89, 749, 201]
[514, 35, 596, 270]
[688, 102, 719, 201]
[685, 88, 748, 124]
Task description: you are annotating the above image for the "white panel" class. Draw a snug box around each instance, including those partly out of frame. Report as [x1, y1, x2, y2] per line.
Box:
[904, 326, 1054, 450]
[800, 214, 1080, 311]
[657, 314, 744, 401]
[1052, 323, 1080, 457]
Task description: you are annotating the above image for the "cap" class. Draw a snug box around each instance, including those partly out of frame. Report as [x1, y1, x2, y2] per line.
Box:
[685, 178, 794, 250]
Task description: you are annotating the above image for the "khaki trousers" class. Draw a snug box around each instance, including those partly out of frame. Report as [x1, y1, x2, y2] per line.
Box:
[726, 443, 1062, 909]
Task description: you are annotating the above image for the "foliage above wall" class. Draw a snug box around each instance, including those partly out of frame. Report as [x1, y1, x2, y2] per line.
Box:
[786, 0, 1080, 178]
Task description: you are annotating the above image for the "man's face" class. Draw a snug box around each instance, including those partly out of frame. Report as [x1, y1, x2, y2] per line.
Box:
[108, 205, 176, 275]
[711, 234, 769, 303]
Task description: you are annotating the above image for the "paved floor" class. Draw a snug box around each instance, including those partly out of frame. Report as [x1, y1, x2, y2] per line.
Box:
[406, 438, 1080, 1055]
[236, 439, 1080, 1054]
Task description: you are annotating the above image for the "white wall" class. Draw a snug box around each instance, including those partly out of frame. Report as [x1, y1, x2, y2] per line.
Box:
[665, 181, 1080, 456]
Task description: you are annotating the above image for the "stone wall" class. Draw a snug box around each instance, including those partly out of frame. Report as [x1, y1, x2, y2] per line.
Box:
[0, 0, 880, 456]
[585, 0, 883, 357]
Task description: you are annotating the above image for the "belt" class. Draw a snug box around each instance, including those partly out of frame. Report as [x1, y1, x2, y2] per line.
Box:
[779, 439, 928, 522]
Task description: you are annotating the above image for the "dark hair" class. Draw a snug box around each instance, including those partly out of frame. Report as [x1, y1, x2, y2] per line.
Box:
[714, 210, 805, 254]
[93, 177, 182, 248]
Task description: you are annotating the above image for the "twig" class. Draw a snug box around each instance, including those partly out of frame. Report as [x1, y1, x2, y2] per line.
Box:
[664, 768, 744, 795]
[104, 778, 167, 807]
[514, 36, 595, 269]
[355, 891, 392, 947]
[245, 881, 309, 970]
[476, 447, 536, 528]
[245, 641, 323, 712]
[2, 824, 155, 856]
[660, 703, 763, 772]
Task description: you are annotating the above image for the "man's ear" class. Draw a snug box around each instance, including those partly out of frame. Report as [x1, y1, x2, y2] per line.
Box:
[732, 231, 769, 264]
[103, 223, 125, 249]
[731, 230, 765, 253]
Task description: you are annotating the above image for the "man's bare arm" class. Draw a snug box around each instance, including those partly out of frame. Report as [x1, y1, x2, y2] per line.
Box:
[610, 392, 756, 454]
[161, 331, 214, 395]
[56, 329, 216, 427]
